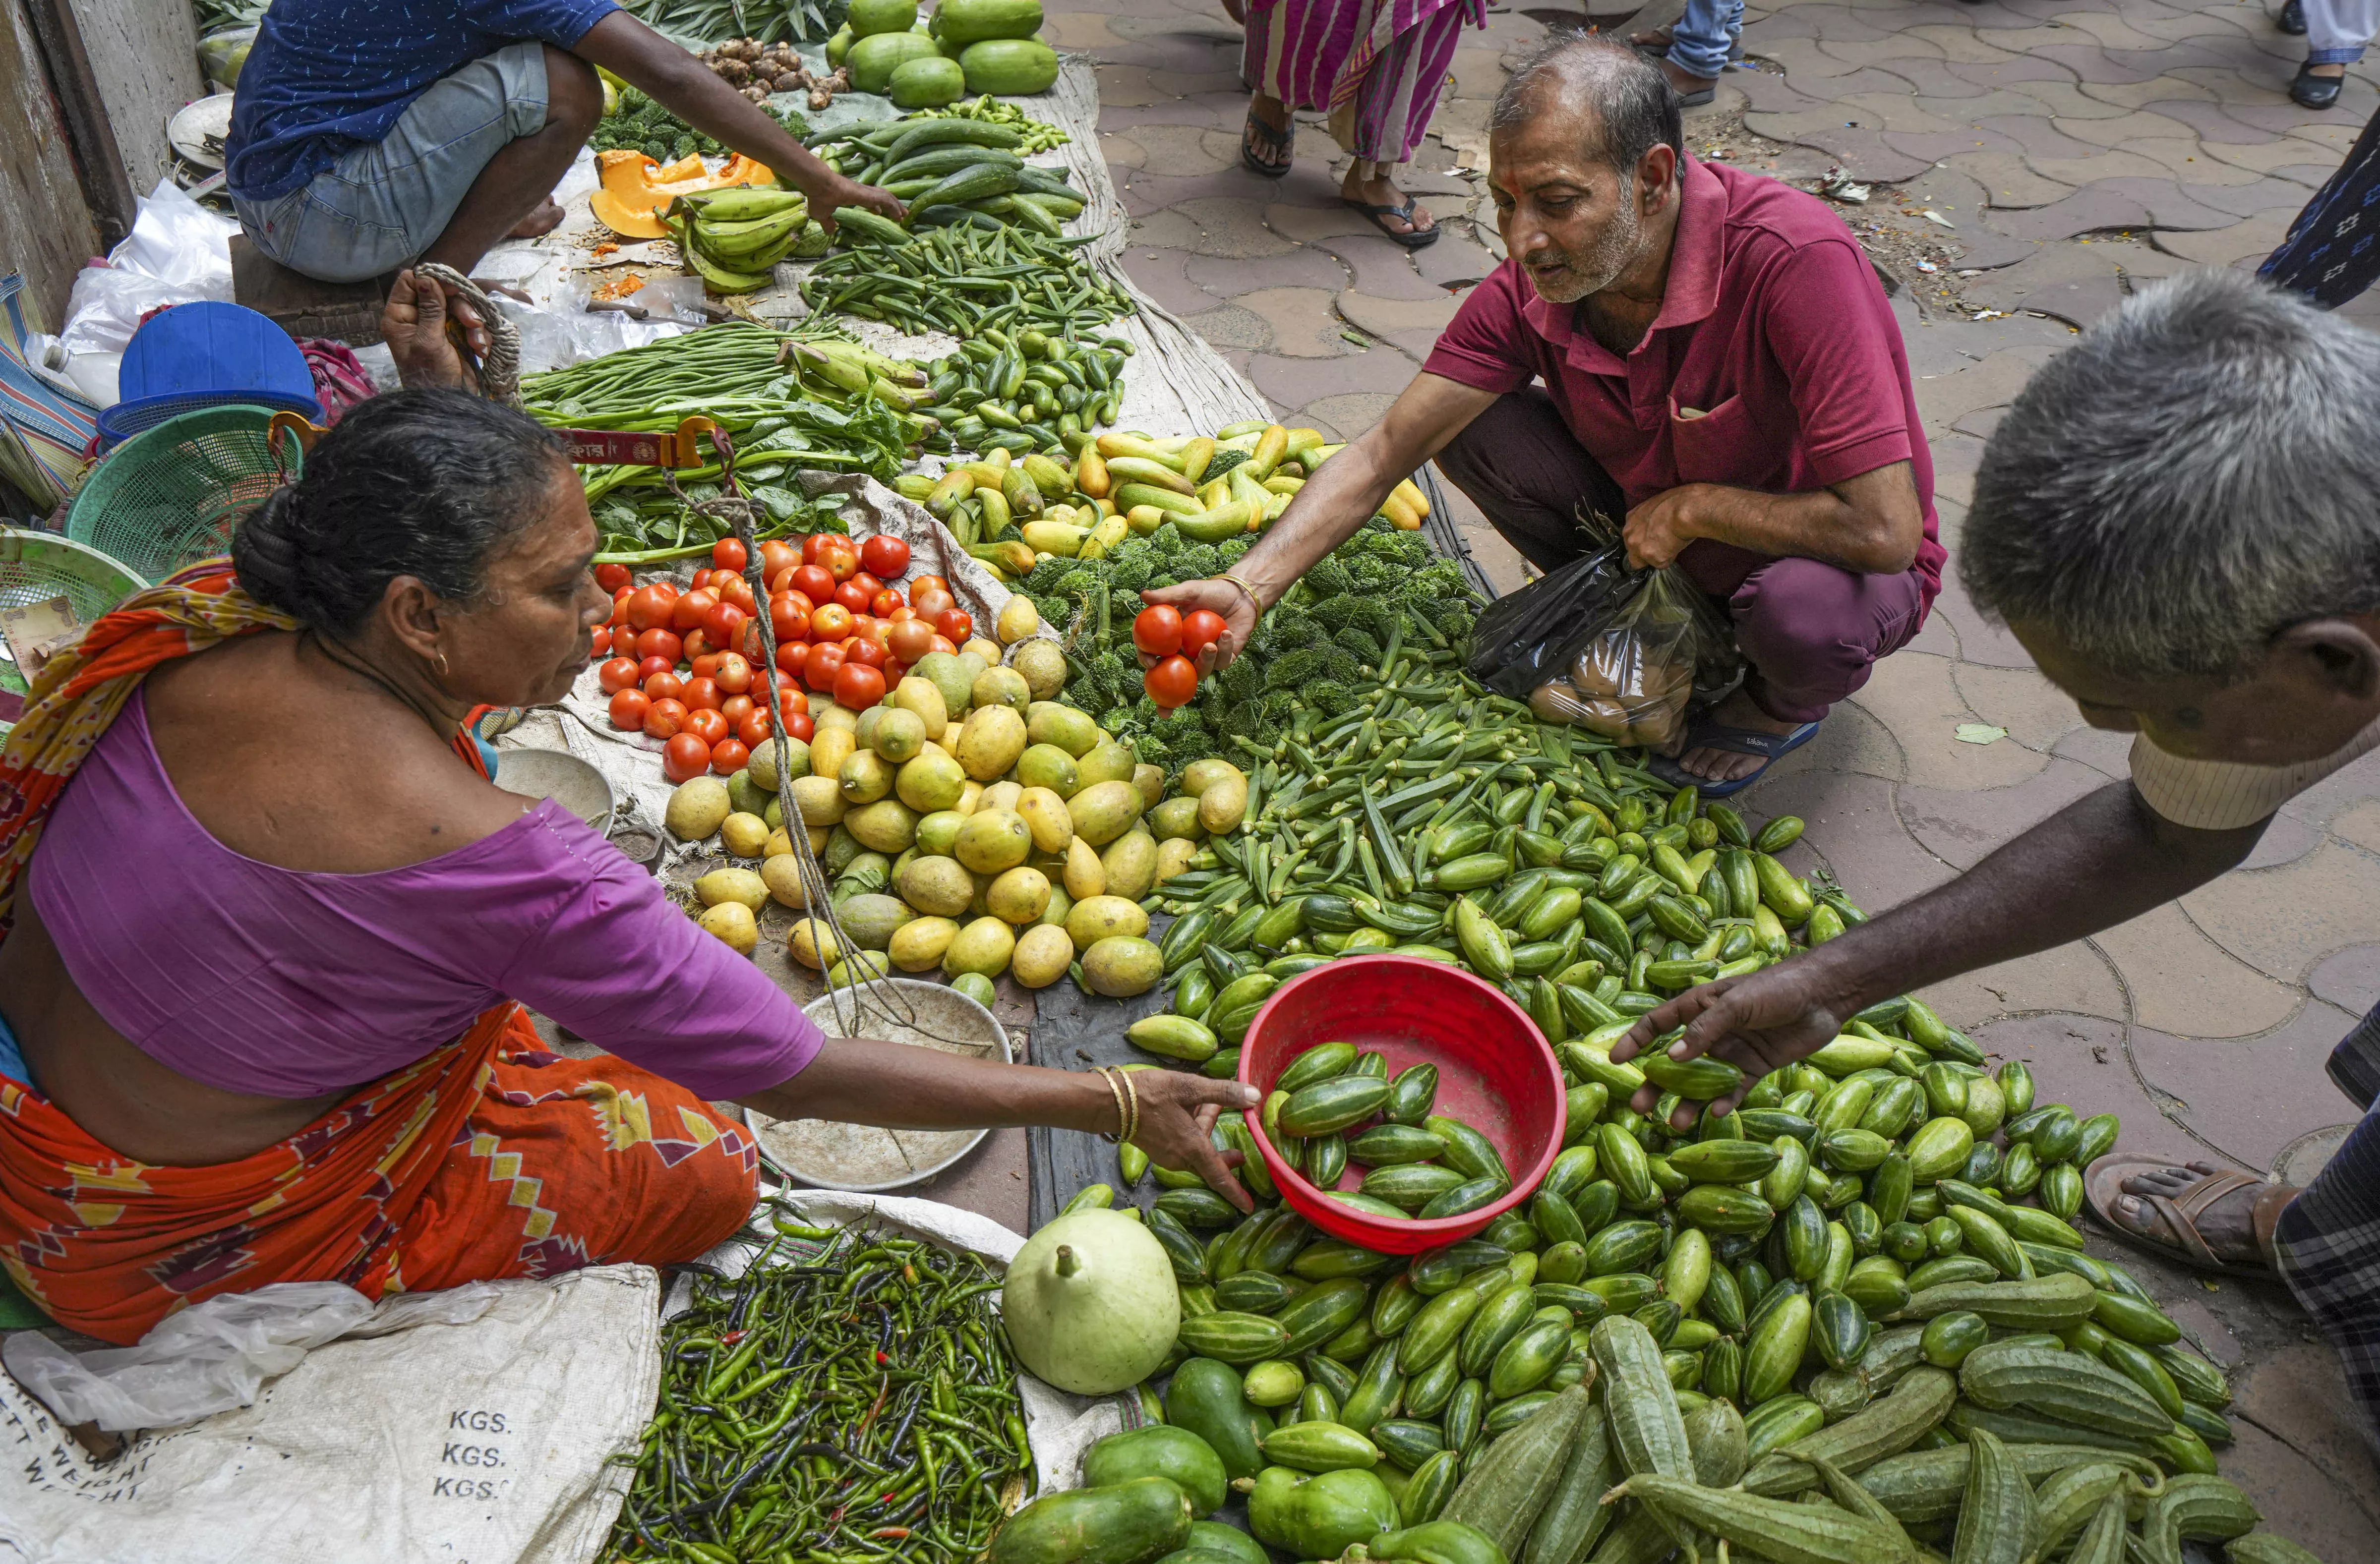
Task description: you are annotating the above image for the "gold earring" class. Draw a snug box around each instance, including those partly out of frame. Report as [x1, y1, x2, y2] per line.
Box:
[434, 651, 450, 677]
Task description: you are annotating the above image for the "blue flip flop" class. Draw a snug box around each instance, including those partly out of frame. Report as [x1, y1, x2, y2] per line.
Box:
[1645, 716, 1820, 797]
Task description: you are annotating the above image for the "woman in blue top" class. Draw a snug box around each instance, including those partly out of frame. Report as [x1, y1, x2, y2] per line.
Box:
[224, 0, 902, 286]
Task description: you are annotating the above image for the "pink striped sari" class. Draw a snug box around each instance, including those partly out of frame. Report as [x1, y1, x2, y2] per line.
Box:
[1244, 0, 1485, 164]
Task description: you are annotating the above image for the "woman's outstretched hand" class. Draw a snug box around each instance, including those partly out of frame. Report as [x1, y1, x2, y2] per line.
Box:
[1131, 1071, 1263, 1212]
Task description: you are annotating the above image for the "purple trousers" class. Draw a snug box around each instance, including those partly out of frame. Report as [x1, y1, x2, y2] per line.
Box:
[1436, 389, 1928, 725]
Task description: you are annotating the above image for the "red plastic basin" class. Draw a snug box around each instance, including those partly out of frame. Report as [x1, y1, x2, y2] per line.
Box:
[1237, 954, 1565, 1255]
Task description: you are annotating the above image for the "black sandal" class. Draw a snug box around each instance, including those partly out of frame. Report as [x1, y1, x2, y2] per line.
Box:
[1341, 196, 1440, 249]
[1241, 108, 1294, 178]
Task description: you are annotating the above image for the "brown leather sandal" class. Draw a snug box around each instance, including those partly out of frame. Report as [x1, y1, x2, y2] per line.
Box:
[2082, 1153, 2295, 1278]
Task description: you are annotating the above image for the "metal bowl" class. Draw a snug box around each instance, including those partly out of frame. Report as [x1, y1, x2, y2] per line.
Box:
[490, 747, 615, 835]
[746, 979, 1012, 1192]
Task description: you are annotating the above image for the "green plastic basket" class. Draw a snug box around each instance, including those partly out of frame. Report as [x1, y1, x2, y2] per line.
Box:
[0, 529, 148, 734]
[63, 404, 302, 585]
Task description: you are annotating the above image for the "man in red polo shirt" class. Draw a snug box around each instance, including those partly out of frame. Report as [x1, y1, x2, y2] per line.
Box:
[1146, 34, 1942, 793]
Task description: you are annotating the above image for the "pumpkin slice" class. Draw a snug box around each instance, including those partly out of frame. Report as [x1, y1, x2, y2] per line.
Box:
[588, 149, 779, 239]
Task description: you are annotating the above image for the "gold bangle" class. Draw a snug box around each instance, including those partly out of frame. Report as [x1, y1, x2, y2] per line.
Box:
[1119, 1069, 1141, 1146]
[1094, 1067, 1128, 1143]
[1218, 572, 1265, 620]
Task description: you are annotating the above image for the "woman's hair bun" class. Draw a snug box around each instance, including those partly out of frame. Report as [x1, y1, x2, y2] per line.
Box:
[230, 387, 567, 635]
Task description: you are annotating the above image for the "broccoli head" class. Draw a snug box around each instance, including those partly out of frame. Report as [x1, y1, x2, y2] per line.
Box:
[1146, 572, 1182, 591]
[1304, 678, 1353, 713]
[1025, 555, 1074, 596]
[1132, 731, 1172, 771]
[1176, 543, 1222, 579]
[1364, 530, 1432, 571]
[1334, 626, 1384, 665]
[1310, 594, 1360, 634]
[1263, 646, 1329, 691]
[1349, 596, 1400, 645]
[1347, 556, 1398, 596]
[1305, 556, 1354, 598]
[1144, 525, 1181, 558]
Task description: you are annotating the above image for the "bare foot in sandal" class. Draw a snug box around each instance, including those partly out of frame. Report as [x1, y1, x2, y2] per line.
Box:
[1342, 163, 1438, 248]
[2104, 1159, 2295, 1271]
[1242, 95, 1294, 177]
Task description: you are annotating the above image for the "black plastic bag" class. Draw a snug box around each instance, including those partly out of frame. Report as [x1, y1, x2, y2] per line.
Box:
[1467, 508, 1736, 750]
[1465, 543, 1636, 699]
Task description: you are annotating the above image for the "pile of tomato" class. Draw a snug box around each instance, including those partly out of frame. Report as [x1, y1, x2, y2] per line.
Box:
[589, 531, 979, 784]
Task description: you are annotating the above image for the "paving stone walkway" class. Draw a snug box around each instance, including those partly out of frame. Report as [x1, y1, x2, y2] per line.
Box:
[1049, 0, 2380, 1543]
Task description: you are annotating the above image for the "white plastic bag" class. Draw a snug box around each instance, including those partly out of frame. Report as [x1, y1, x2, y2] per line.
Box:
[57, 178, 239, 358]
[1, 1279, 498, 1433]
[0, 1267, 657, 1564]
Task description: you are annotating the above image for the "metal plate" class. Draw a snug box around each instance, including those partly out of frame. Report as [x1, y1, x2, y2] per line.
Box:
[168, 94, 235, 171]
[748, 979, 1012, 1192]
[488, 746, 615, 835]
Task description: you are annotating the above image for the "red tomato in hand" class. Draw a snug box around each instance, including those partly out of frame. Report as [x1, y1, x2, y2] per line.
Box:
[1145, 655, 1198, 709]
[1182, 609, 1228, 657]
[810, 602, 853, 641]
[638, 654, 674, 682]
[934, 609, 973, 644]
[625, 585, 674, 633]
[1133, 605, 1184, 657]
[860, 535, 909, 579]
[833, 579, 873, 614]
[683, 707, 730, 747]
[607, 689, 651, 731]
[595, 561, 631, 594]
[887, 618, 936, 665]
[635, 627, 683, 665]
[673, 589, 718, 633]
[710, 738, 750, 776]
[662, 732, 711, 783]
[775, 641, 809, 679]
[599, 656, 641, 694]
[644, 697, 688, 740]
[712, 538, 748, 573]
[714, 652, 753, 695]
[644, 671, 685, 703]
[789, 564, 835, 605]
[834, 662, 886, 710]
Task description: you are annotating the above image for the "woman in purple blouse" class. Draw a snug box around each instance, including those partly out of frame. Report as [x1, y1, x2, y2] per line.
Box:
[0, 390, 1251, 1345]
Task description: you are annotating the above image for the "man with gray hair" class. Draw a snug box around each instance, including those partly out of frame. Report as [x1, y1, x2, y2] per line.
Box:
[1617, 268, 2380, 1439]
[1144, 35, 1940, 795]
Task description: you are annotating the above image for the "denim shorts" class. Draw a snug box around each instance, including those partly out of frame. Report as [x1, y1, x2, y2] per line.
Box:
[233, 40, 551, 284]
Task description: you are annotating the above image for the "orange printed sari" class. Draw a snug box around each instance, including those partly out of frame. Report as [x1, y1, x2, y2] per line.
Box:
[0, 564, 757, 1344]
